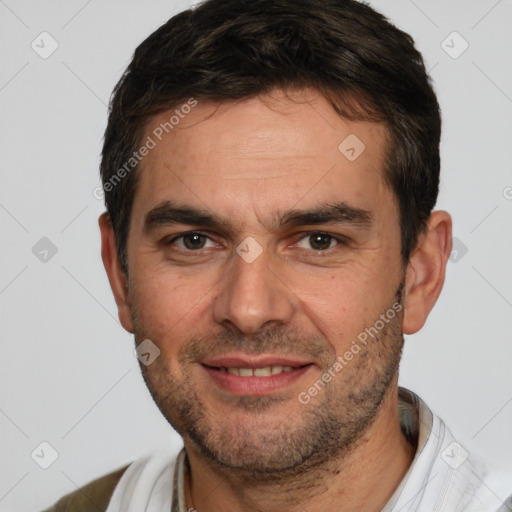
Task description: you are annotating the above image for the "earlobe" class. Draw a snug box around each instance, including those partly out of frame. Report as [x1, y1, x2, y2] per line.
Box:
[98, 213, 134, 333]
[402, 210, 452, 335]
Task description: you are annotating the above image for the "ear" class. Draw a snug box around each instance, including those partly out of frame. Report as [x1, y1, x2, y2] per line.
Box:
[99, 212, 134, 333]
[402, 210, 452, 335]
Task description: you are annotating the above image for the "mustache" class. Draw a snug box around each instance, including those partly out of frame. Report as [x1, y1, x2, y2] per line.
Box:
[178, 326, 333, 365]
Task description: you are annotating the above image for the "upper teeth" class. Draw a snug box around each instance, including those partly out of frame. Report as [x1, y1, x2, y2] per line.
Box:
[222, 366, 294, 377]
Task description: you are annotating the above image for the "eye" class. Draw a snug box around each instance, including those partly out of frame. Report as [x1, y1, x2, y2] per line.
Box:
[296, 232, 340, 251]
[170, 232, 216, 250]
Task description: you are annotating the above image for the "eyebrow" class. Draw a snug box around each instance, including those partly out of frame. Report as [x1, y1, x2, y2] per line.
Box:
[144, 201, 230, 235]
[143, 200, 373, 235]
[278, 203, 373, 230]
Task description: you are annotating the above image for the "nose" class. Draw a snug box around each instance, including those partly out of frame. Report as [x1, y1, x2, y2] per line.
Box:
[212, 247, 295, 334]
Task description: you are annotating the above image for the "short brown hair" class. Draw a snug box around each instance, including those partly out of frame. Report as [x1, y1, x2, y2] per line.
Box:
[100, 0, 441, 273]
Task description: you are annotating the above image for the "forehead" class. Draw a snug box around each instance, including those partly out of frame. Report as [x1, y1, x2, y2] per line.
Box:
[133, 88, 393, 223]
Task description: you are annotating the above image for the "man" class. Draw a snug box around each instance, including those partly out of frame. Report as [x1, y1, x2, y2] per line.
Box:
[42, 0, 512, 510]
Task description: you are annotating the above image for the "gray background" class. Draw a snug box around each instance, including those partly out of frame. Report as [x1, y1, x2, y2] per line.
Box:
[1, 1, 511, 511]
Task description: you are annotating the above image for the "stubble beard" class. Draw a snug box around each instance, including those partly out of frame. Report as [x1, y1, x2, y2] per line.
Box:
[133, 281, 405, 482]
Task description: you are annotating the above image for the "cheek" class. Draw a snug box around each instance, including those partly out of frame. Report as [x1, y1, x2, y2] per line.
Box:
[288, 268, 382, 345]
[130, 268, 214, 347]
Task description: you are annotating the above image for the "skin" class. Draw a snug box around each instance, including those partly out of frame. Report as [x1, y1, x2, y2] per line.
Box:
[100, 87, 452, 512]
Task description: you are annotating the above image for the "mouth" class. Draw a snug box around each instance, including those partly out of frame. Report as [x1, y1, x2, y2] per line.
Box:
[200, 354, 315, 395]
[211, 365, 298, 377]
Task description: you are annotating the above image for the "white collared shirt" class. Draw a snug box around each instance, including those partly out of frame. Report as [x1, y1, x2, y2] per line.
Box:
[106, 388, 512, 512]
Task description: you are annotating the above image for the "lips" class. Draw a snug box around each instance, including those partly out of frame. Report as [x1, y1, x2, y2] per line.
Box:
[201, 354, 312, 369]
[200, 353, 314, 395]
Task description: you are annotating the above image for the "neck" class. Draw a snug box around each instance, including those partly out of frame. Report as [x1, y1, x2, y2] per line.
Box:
[184, 382, 416, 512]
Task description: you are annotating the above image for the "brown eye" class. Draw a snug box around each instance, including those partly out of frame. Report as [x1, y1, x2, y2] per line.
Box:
[296, 232, 338, 251]
[309, 234, 333, 250]
[171, 232, 215, 250]
[183, 233, 206, 249]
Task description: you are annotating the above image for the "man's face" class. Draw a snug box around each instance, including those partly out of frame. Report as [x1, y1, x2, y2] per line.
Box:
[125, 88, 406, 475]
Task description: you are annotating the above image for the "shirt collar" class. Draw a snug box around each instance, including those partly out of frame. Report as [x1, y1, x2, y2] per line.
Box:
[381, 387, 434, 511]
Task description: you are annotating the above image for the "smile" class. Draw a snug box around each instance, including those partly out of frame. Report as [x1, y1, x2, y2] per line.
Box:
[216, 365, 295, 377]
[201, 360, 314, 395]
